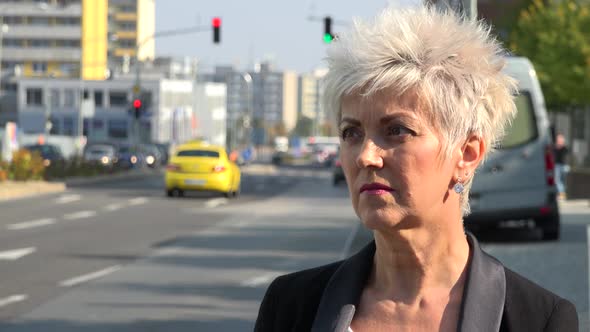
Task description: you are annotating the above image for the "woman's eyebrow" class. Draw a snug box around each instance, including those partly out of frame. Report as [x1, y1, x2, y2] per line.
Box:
[378, 113, 417, 125]
[339, 117, 361, 126]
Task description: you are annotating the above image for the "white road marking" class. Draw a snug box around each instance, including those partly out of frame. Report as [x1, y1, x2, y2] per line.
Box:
[104, 203, 124, 212]
[7, 218, 56, 230]
[63, 210, 97, 220]
[0, 247, 36, 261]
[55, 194, 81, 204]
[60, 265, 121, 287]
[205, 198, 228, 208]
[241, 272, 283, 287]
[128, 197, 148, 206]
[0, 294, 27, 308]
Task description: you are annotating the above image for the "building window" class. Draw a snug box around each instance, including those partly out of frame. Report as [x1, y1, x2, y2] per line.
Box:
[64, 89, 76, 107]
[4, 16, 22, 25]
[119, 5, 136, 13]
[49, 89, 60, 107]
[29, 17, 50, 26]
[119, 22, 136, 31]
[30, 39, 51, 48]
[94, 91, 103, 107]
[55, 17, 80, 25]
[109, 91, 127, 106]
[118, 39, 135, 48]
[56, 40, 80, 48]
[93, 119, 104, 129]
[59, 63, 76, 75]
[26, 88, 43, 106]
[108, 119, 128, 138]
[32, 62, 47, 74]
[63, 117, 74, 136]
[49, 117, 60, 135]
[3, 39, 22, 47]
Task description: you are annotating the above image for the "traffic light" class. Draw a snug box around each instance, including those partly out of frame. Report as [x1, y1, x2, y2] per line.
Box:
[323, 16, 333, 43]
[212, 17, 221, 44]
[133, 98, 142, 119]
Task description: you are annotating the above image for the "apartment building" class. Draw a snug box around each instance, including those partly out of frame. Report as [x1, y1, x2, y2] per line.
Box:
[0, 0, 154, 83]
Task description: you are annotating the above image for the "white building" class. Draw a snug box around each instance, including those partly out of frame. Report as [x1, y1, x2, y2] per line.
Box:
[15, 76, 227, 146]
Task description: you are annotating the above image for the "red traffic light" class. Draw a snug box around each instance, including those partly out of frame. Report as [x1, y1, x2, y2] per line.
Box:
[133, 99, 142, 109]
[212, 17, 221, 28]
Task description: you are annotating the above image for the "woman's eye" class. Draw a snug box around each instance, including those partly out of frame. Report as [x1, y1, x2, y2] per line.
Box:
[388, 125, 414, 137]
[341, 127, 362, 141]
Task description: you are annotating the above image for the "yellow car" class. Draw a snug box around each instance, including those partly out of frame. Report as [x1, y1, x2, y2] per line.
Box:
[165, 143, 241, 197]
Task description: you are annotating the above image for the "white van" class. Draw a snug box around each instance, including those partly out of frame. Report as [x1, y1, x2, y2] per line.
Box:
[465, 57, 560, 240]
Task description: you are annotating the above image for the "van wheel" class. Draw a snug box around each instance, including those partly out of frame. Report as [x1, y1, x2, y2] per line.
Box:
[537, 214, 560, 241]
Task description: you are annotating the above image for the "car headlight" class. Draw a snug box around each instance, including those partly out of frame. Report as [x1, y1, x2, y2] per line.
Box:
[146, 155, 155, 165]
[101, 156, 110, 164]
[43, 159, 51, 167]
[131, 156, 137, 164]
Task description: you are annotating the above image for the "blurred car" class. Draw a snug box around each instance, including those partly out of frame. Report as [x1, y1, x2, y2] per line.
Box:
[464, 57, 560, 240]
[114, 144, 144, 169]
[23, 143, 65, 167]
[83, 144, 117, 167]
[332, 149, 345, 186]
[154, 143, 170, 165]
[310, 142, 339, 167]
[165, 142, 241, 198]
[139, 144, 162, 168]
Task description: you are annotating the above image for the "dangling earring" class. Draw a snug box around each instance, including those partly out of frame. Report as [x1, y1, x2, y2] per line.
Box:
[454, 176, 465, 194]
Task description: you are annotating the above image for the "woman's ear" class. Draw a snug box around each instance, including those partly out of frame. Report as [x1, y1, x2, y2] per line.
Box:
[457, 135, 485, 176]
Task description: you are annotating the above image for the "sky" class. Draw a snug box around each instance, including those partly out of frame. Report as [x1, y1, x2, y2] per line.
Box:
[155, 0, 421, 74]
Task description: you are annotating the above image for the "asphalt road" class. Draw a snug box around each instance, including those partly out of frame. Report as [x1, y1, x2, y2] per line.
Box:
[0, 164, 588, 331]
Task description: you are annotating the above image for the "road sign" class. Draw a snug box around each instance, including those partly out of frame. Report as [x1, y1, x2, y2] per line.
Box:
[133, 84, 141, 95]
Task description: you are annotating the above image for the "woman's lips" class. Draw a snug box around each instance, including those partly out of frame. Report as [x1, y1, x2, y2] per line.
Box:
[360, 183, 394, 195]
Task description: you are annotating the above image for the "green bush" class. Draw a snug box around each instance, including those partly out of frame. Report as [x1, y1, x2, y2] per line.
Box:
[8, 149, 45, 181]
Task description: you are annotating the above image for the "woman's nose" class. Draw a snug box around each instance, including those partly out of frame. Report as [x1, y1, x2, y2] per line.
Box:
[355, 139, 384, 169]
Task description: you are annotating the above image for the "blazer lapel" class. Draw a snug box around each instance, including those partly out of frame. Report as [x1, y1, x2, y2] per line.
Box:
[311, 241, 375, 332]
[458, 232, 506, 332]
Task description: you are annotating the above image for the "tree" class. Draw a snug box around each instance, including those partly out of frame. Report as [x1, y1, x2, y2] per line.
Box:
[510, 0, 590, 110]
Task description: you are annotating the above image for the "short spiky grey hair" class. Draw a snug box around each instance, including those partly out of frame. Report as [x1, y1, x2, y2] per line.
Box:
[323, 6, 518, 215]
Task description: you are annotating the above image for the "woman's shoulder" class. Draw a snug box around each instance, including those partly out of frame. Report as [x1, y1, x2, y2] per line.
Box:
[270, 260, 344, 296]
[503, 267, 578, 330]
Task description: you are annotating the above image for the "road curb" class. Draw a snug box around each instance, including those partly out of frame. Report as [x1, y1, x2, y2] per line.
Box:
[0, 181, 66, 202]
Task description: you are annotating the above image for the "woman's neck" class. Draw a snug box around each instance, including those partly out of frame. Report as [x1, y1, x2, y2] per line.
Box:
[370, 225, 470, 303]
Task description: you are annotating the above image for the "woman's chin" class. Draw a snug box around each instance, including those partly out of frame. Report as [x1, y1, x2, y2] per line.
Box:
[359, 210, 407, 232]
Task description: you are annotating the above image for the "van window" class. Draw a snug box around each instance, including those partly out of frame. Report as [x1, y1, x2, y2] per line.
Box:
[500, 91, 538, 149]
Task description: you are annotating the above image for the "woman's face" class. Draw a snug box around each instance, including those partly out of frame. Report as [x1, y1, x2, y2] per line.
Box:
[339, 91, 458, 232]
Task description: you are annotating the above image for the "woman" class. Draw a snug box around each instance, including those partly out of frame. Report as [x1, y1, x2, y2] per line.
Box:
[254, 6, 578, 332]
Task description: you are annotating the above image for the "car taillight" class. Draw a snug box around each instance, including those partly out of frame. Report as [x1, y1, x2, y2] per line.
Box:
[166, 164, 181, 172]
[544, 145, 555, 186]
[213, 165, 226, 172]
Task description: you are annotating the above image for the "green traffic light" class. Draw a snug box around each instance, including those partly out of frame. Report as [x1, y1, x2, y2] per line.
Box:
[323, 33, 333, 43]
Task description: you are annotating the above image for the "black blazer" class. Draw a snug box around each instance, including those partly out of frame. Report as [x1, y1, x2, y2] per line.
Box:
[254, 233, 578, 332]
